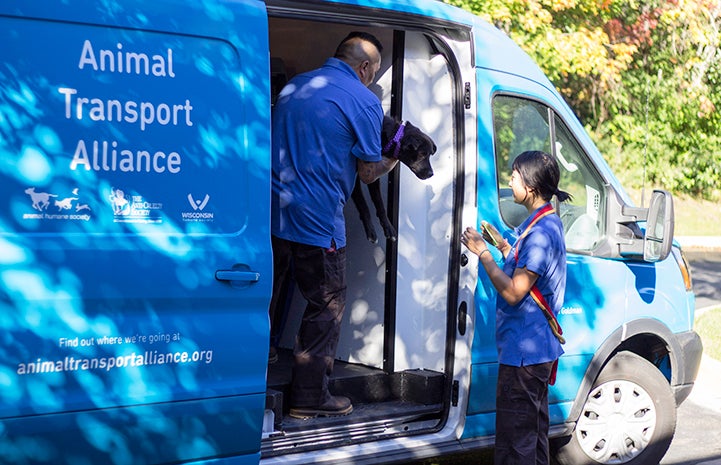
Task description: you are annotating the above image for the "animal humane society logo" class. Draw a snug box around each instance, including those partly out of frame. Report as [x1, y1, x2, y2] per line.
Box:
[22, 187, 92, 221]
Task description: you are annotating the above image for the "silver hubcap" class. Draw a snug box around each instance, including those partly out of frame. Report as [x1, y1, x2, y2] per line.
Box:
[575, 380, 657, 464]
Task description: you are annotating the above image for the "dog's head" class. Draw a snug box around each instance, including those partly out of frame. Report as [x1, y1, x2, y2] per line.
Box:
[381, 117, 436, 180]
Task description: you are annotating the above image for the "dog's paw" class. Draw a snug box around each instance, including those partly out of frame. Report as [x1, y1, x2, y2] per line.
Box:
[381, 223, 397, 242]
[363, 224, 379, 244]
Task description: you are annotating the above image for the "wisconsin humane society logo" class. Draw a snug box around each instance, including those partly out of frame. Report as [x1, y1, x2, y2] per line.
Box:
[182, 193, 213, 222]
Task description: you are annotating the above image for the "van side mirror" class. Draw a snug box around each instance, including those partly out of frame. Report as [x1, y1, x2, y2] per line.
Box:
[643, 190, 674, 262]
[606, 187, 675, 262]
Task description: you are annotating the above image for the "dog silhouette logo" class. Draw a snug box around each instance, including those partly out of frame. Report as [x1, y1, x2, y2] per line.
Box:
[25, 187, 57, 211]
[54, 197, 78, 210]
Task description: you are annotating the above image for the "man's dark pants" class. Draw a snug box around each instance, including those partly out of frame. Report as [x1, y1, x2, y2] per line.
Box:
[269, 236, 347, 408]
[495, 362, 554, 465]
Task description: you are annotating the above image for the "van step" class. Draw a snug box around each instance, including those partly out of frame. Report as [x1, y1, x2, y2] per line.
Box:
[267, 348, 446, 411]
[279, 399, 441, 433]
[390, 368, 445, 405]
[267, 348, 390, 406]
[261, 400, 443, 456]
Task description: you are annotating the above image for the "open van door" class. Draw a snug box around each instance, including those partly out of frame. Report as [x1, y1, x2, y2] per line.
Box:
[0, 1, 271, 463]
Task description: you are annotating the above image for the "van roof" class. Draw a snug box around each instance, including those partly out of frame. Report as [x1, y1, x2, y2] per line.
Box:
[319, 0, 555, 93]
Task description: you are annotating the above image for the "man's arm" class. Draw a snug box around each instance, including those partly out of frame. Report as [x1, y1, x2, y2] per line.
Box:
[357, 157, 399, 184]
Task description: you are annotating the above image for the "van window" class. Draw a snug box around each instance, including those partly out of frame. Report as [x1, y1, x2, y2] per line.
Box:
[552, 114, 605, 251]
[492, 96, 552, 228]
[492, 95, 605, 251]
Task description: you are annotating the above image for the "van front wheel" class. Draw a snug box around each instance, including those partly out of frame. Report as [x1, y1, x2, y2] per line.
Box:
[554, 351, 676, 465]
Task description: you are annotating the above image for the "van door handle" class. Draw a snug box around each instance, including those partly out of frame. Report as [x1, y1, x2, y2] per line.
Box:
[215, 270, 260, 282]
[215, 265, 260, 286]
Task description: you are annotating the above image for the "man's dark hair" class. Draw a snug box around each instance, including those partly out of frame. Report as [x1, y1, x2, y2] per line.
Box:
[334, 31, 383, 58]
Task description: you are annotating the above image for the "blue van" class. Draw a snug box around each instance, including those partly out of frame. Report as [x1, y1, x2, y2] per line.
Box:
[0, 1, 702, 464]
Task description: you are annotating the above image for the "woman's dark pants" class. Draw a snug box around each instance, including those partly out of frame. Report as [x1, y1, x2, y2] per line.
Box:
[495, 362, 555, 465]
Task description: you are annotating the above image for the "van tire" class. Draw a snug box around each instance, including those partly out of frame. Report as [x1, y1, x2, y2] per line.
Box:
[553, 351, 676, 465]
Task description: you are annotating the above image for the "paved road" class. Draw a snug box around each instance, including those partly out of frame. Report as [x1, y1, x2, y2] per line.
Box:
[661, 250, 721, 465]
[661, 396, 721, 465]
[684, 250, 721, 311]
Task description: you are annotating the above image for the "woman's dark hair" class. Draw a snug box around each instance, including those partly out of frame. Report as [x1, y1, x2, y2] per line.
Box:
[512, 150, 572, 203]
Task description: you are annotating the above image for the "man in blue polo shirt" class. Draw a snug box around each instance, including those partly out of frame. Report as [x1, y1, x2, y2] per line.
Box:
[269, 31, 398, 418]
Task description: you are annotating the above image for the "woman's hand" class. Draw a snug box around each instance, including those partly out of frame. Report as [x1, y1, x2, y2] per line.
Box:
[461, 227, 488, 258]
[481, 221, 511, 257]
[480, 221, 501, 247]
[461, 225, 538, 306]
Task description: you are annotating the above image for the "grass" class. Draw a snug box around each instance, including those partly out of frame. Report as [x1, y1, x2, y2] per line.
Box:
[696, 307, 721, 361]
[672, 194, 721, 236]
[626, 189, 721, 236]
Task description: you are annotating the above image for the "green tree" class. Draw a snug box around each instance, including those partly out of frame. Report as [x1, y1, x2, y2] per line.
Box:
[445, 0, 721, 198]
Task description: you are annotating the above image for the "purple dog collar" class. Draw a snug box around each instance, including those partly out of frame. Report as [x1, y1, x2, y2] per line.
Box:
[382, 121, 406, 159]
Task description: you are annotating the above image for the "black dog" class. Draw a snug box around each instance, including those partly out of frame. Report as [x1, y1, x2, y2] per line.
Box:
[351, 116, 436, 243]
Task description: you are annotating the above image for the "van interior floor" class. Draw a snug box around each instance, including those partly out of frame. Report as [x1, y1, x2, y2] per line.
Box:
[265, 348, 445, 434]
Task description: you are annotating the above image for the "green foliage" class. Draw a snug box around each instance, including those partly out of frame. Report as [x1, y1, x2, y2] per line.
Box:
[696, 307, 721, 361]
[445, 0, 721, 199]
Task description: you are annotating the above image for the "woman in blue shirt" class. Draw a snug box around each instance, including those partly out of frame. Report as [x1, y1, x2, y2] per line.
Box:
[461, 150, 571, 465]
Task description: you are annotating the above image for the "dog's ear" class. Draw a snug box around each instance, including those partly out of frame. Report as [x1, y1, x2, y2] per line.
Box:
[402, 128, 436, 156]
[400, 121, 437, 157]
[401, 133, 423, 153]
[401, 123, 421, 148]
